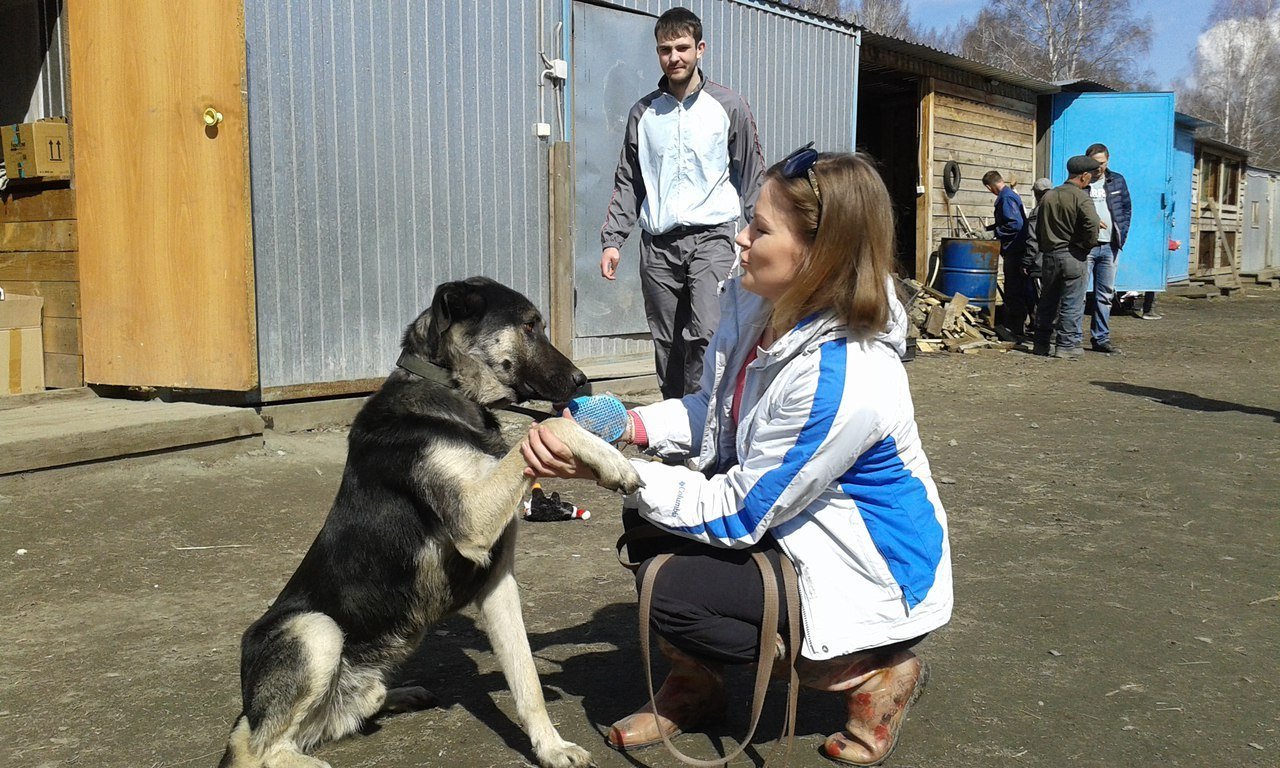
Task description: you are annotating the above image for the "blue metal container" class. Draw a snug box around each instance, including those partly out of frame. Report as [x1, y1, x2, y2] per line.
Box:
[938, 238, 1000, 311]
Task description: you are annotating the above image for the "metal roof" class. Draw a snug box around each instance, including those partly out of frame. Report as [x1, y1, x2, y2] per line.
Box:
[1176, 111, 1217, 130]
[734, 0, 859, 35]
[766, 4, 1062, 95]
[858, 30, 1059, 94]
[1054, 79, 1118, 92]
[1197, 135, 1251, 158]
[1172, 110, 1213, 129]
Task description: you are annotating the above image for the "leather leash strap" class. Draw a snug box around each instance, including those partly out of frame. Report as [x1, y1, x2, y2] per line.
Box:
[633, 541, 801, 767]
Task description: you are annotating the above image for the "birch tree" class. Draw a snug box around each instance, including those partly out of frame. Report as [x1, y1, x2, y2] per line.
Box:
[1179, 0, 1280, 164]
[854, 0, 913, 37]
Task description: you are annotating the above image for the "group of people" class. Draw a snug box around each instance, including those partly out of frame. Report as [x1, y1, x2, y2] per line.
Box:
[523, 7, 952, 767]
[985, 144, 1157, 360]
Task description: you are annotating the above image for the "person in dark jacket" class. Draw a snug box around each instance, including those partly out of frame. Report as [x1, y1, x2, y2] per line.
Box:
[1034, 157, 1101, 359]
[1083, 143, 1132, 354]
[983, 170, 1032, 341]
[1018, 177, 1054, 340]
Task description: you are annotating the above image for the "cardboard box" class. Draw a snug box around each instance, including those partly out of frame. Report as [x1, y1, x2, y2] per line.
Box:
[2, 117, 71, 181]
[0, 291, 45, 395]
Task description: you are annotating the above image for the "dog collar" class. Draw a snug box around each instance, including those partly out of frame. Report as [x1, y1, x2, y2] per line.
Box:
[396, 351, 455, 386]
[396, 351, 556, 422]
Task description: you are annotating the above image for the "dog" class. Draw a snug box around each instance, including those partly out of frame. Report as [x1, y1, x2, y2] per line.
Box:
[219, 276, 642, 768]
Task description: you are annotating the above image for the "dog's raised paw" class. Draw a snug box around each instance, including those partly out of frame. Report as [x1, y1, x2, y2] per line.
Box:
[535, 739, 594, 768]
[593, 458, 643, 496]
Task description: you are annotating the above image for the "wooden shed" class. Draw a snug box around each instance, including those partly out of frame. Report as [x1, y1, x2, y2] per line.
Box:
[1190, 137, 1249, 287]
[855, 32, 1057, 281]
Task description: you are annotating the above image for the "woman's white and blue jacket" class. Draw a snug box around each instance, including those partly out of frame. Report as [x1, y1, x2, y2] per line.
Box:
[627, 279, 953, 660]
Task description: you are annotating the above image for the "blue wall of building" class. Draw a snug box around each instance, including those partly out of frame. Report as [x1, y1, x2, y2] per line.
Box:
[1048, 92, 1176, 293]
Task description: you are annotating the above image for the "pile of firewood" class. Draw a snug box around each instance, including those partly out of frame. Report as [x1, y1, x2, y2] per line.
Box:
[897, 278, 1013, 354]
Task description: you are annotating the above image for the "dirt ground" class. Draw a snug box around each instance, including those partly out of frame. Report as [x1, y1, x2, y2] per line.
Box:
[3, 290, 1278, 768]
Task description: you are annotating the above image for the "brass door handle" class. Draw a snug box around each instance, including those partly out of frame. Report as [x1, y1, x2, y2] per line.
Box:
[203, 107, 224, 127]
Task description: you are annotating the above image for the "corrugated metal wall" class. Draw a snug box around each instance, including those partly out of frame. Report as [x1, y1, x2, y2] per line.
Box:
[244, 0, 857, 388]
[602, 0, 859, 159]
[568, 0, 860, 362]
[246, 0, 550, 389]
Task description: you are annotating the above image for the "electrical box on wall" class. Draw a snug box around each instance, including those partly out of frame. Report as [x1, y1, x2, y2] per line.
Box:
[2, 117, 71, 181]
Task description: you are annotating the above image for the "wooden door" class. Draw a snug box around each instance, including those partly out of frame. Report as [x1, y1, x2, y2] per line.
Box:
[68, 0, 256, 390]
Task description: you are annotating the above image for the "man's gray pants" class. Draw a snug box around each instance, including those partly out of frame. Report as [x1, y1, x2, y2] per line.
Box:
[640, 222, 738, 399]
[1034, 248, 1088, 350]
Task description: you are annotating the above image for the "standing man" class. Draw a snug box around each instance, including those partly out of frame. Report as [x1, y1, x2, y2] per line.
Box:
[1033, 157, 1101, 360]
[1084, 143, 1132, 354]
[983, 170, 1031, 341]
[599, 6, 764, 398]
[1018, 177, 1054, 340]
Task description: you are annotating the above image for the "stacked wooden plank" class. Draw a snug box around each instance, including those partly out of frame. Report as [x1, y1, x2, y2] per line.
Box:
[899, 278, 1013, 354]
[0, 188, 82, 387]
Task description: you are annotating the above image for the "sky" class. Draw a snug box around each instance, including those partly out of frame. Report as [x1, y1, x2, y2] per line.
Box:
[909, 0, 1215, 88]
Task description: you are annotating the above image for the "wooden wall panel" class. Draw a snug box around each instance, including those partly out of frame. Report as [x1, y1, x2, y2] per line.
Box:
[915, 79, 935, 281]
[1190, 154, 1201, 271]
[1190, 148, 1247, 278]
[928, 88, 1036, 253]
[0, 188, 82, 388]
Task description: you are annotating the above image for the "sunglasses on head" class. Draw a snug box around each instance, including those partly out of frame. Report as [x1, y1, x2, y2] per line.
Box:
[780, 141, 822, 225]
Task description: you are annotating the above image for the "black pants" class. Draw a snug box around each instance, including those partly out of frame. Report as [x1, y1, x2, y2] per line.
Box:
[624, 508, 791, 665]
[623, 510, 930, 666]
[1002, 260, 1040, 336]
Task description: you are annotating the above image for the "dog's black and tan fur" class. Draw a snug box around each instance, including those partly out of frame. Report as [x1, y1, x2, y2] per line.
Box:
[220, 277, 641, 768]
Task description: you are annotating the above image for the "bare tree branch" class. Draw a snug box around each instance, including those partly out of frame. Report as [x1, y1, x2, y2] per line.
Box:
[1178, 5, 1280, 165]
[958, 0, 1155, 86]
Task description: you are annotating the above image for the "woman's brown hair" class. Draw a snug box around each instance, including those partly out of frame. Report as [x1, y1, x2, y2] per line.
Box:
[765, 152, 896, 337]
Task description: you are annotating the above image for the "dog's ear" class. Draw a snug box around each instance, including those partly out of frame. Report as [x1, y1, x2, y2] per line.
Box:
[408, 280, 488, 358]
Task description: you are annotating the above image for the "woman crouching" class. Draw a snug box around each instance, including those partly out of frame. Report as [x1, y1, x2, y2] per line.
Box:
[523, 149, 953, 766]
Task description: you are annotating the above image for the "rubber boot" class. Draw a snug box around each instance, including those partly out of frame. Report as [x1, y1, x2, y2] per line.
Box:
[606, 637, 725, 751]
[798, 650, 928, 766]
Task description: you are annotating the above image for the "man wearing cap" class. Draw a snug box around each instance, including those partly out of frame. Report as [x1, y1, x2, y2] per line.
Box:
[982, 170, 1032, 341]
[1032, 156, 1101, 359]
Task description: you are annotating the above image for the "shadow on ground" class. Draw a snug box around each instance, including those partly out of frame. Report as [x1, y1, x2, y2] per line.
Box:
[382, 601, 842, 767]
[1094, 381, 1280, 422]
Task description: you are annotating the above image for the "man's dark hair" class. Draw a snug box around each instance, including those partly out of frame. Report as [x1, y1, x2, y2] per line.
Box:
[982, 170, 1003, 187]
[1085, 143, 1109, 157]
[655, 7, 702, 43]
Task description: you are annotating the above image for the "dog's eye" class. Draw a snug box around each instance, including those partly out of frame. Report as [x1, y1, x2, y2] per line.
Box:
[523, 322, 536, 334]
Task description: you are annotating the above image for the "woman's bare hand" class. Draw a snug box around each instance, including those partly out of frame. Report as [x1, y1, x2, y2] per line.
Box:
[520, 421, 598, 480]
